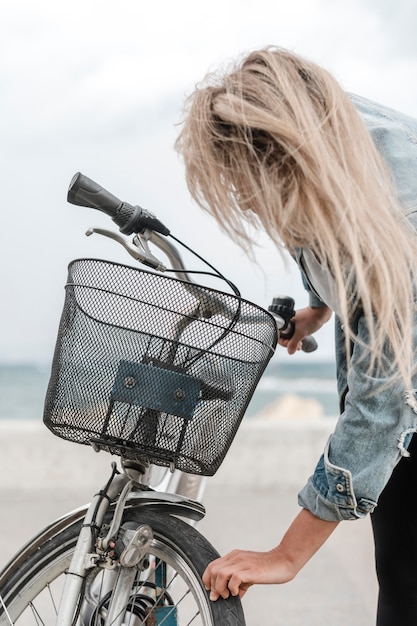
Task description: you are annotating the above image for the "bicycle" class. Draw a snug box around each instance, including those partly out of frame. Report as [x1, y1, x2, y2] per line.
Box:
[0, 173, 314, 626]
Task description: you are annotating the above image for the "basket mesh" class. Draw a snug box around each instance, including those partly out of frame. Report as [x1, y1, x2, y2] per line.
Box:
[44, 259, 277, 475]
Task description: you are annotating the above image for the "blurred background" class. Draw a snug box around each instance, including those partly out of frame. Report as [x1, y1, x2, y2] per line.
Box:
[1, 0, 416, 419]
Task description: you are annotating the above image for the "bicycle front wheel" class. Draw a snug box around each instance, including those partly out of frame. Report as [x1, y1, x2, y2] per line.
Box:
[0, 508, 245, 626]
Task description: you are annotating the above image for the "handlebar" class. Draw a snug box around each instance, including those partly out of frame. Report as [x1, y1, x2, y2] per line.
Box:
[269, 296, 318, 353]
[67, 172, 318, 353]
[68, 172, 170, 236]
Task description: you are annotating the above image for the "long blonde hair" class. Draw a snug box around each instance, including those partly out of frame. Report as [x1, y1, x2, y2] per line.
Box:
[176, 46, 417, 386]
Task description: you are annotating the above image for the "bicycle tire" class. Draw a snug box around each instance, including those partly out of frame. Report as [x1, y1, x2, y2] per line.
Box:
[0, 508, 245, 626]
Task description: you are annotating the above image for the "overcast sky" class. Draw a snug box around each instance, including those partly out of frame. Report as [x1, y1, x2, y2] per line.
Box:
[1, 0, 417, 365]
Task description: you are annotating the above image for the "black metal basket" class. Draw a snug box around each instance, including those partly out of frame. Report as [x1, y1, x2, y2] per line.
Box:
[44, 259, 277, 475]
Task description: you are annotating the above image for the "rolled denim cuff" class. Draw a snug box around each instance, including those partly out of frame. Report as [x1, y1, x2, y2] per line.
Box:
[298, 439, 377, 522]
[298, 479, 350, 522]
[298, 478, 374, 522]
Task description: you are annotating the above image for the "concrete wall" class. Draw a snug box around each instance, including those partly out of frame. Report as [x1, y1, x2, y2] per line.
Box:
[0, 417, 336, 491]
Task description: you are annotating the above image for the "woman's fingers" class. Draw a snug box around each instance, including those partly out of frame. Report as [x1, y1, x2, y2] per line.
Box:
[203, 557, 235, 599]
[203, 552, 250, 600]
[278, 336, 302, 353]
[203, 549, 285, 601]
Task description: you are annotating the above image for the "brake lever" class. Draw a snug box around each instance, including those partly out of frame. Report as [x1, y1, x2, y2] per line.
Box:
[85, 227, 166, 271]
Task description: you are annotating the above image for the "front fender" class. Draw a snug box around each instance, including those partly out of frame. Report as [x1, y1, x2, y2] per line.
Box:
[0, 490, 205, 586]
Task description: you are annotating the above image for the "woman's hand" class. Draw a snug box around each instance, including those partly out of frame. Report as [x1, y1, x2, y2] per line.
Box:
[202, 509, 339, 601]
[279, 305, 332, 354]
[202, 547, 296, 600]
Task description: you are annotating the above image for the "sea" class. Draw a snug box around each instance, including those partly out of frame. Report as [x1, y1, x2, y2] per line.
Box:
[0, 359, 339, 422]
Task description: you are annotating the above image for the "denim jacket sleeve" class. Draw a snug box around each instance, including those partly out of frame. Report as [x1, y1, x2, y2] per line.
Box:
[293, 249, 331, 309]
[298, 311, 417, 521]
[301, 272, 328, 309]
[297, 96, 417, 522]
[299, 314, 417, 520]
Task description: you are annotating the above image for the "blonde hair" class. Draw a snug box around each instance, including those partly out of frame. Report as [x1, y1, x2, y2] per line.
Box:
[176, 46, 417, 386]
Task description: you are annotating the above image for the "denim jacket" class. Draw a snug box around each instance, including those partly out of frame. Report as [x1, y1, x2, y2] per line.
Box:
[296, 94, 417, 521]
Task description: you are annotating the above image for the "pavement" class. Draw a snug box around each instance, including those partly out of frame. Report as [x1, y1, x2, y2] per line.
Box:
[0, 419, 378, 625]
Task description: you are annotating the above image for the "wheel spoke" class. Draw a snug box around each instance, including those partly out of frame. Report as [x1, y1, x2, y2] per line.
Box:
[46, 583, 58, 616]
[29, 601, 46, 626]
[0, 594, 14, 626]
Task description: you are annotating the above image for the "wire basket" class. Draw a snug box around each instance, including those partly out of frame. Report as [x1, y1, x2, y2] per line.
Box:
[44, 259, 277, 475]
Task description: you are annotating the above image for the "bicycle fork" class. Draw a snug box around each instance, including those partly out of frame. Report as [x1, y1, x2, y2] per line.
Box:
[56, 471, 131, 626]
[56, 465, 205, 626]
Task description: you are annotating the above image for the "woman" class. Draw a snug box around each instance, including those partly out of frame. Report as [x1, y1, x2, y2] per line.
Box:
[176, 47, 417, 625]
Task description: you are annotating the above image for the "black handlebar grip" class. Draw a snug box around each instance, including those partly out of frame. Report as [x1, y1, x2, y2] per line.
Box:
[268, 295, 318, 353]
[67, 172, 170, 236]
[68, 172, 124, 215]
[300, 333, 318, 353]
